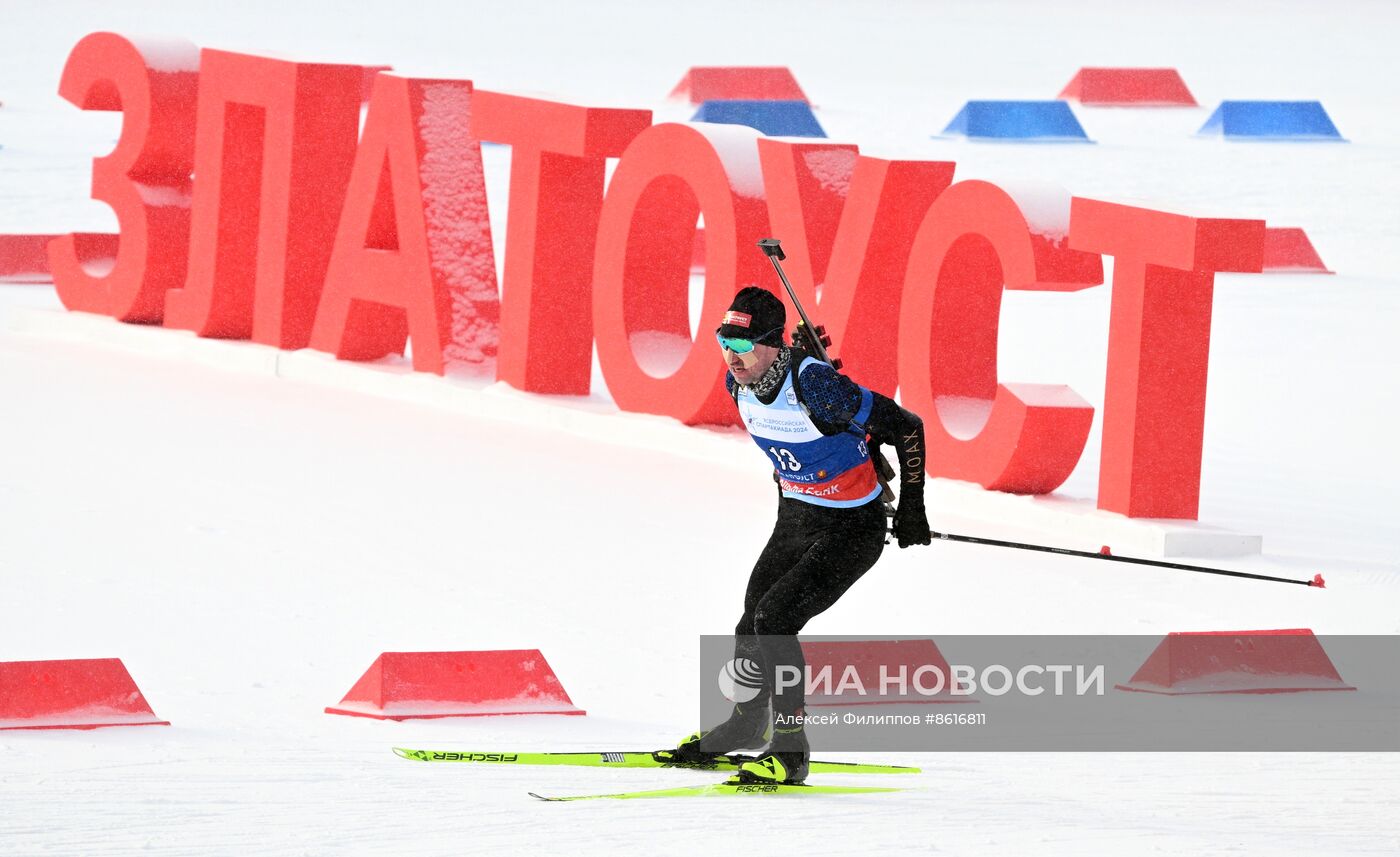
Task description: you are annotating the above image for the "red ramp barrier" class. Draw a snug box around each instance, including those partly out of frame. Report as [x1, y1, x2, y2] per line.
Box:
[1261, 227, 1333, 273]
[326, 650, 585, 720]
[0, 233, 119, 283]
[800, 639, 974, 706]
[669, 66, 807, 104]
[1115, 630, 1355, 694]
[1058, 68, 1196, 106]
[0, 658, 169, 730]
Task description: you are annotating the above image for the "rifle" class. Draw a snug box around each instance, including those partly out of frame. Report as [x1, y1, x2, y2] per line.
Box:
[756, 239, 842, 370]
[756, 238, 899, 512]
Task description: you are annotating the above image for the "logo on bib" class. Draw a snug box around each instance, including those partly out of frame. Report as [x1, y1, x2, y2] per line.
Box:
[786, 389, 798, 405]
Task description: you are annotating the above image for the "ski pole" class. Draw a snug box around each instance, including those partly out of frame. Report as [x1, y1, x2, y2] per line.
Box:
[755, 241, 1319, 588]
[757, 238, 841, 369]
[929, 529, 1326, 588]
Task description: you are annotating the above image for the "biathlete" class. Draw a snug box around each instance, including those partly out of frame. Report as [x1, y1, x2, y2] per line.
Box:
[665, 286, 932, 784]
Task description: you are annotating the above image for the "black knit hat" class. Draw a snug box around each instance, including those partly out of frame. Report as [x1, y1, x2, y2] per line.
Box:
[717, 286, 786, 345]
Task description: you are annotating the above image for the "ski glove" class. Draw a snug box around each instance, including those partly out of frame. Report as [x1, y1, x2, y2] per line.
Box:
[892, 492, 932, 548]
[863, 391, 932, 548]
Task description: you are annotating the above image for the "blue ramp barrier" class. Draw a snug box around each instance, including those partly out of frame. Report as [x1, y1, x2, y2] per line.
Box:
[690, 99, 826, 137]
[940, 100, 1092, 142]
[1196, 101, 1345, 141]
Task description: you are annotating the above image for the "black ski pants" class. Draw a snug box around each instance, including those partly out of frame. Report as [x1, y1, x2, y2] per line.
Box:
[734, 495, 887, 718]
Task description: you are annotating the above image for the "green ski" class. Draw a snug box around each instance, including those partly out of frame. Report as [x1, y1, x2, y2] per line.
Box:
[528, 779, 904, 801]
[392, 747, 919, 775]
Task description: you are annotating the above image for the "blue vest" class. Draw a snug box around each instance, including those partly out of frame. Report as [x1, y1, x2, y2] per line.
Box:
[735, 357, 881, 508]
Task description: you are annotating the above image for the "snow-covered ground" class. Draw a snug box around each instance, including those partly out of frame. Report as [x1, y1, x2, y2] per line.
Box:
[2, 1, 1398, 855]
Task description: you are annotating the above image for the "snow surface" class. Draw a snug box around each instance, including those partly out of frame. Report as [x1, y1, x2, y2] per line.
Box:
[2, 1, 1399, 856]
[415, 81, 500, 366]
[687, 120, 767, 199]
[629, 330, 693, 378]
[124, 35, 201, 74]
[998, 180, 1073, 240]
[800, 146, 859, 196]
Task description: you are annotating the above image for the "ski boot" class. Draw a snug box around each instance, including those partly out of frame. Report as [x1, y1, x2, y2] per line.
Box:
[661, 697, 772, 765]
[736, 721, 809, 784]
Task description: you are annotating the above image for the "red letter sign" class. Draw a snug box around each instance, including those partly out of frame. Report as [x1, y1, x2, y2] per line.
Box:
[593, 122, 770, 425]
[755, 139, 860, 312]
[760, 138, 956, 394]
[899, 180, 1097, 494]
[1069, 198, 1265, 518]
[309, 75, 499, 374]
[163, 49, 365, 348]
[49, 33, 199, 321]
[473, 91, 651, 394]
